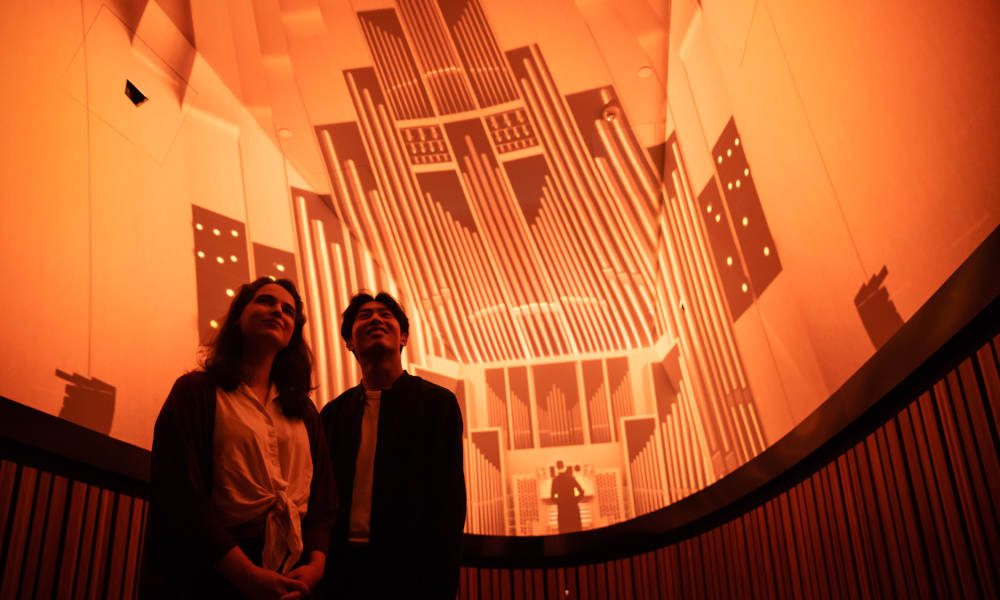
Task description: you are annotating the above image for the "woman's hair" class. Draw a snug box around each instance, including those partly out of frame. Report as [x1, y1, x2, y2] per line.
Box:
[201, 277, 313, 418]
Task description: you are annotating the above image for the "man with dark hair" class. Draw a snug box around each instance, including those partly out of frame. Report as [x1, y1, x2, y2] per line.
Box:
[318, 292, 466, 599]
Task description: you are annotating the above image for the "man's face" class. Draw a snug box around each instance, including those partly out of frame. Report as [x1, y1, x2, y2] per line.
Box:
[347, 300, 407, 358]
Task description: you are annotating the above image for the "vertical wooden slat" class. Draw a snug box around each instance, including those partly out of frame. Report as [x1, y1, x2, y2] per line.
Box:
[675, 540, 689, 599]
[119, 498, 144, 600]
[594, 560, 608, 599]
[566, 567, 584, 598]
[131, 501, 148, 600]
[975, 339, 1000, 436]
[17, 469, 51, 600]
[0, 461, 17, 551]
[72, 485, 101, 599]
[895, 404, 949, 598]
[32, 474, 69, 600]
[497, 566, 510, 600]
[871, 428, 919, 597]
[637, 553, 651, 600]
[759, 502, 781, 599]
[652, 547, 668, 600]
[908, 396, 964, 597]
[740, 506, 761, 600]
[776, 492, 806, 599]
[622, 556, 636, 600]
[962, 355, 1000, 518]
[104, 494, 132, 600]
[787, 484, 819, 598]
[815, 468, 847, 599]
[838, 452, 874, 598]
[690, 538, 706, 599]
[761, 498, 788, 599]
[923, 386, 982, 597]
[741, 508, 761, 599]
[852, 441, 897, 598]
[963, 355, 1000, 571]
[1, 465, 35, 599]
[823, 456, 863, 598]
[603, 562, 616, 600]
[55, 481, 86, 598]
[468, 565, 480, 600]
[579, 563, 593, 600]
[530, 568, 543, 599]
[558, 565, 572, 600]
[883, 417, 933, 596]
[698, 528, 718, 600]
[725, 517, 749, 599]
[946, 365, 999, 596]
[85, 488, 115, 600]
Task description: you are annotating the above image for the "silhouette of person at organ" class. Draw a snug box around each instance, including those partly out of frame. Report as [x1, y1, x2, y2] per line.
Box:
[550, 461, 586, 534]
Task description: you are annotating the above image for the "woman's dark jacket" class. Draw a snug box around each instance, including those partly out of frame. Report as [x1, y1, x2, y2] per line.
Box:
[138, 371, 336, 598]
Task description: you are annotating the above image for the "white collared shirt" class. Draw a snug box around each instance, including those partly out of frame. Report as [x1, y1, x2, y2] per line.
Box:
[212, 383, 312, 572]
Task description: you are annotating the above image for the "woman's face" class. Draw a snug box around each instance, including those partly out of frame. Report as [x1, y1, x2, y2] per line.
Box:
[239, 283, 297, 352]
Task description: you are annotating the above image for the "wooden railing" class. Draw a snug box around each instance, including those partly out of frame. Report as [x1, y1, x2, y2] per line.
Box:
[2, 227, 998, 599]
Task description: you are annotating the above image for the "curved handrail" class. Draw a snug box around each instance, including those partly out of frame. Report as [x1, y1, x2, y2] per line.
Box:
[462, 225, 1000, 567]
[2, 227, 998, 570]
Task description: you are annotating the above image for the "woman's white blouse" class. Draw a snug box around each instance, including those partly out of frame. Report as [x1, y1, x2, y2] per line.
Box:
[211, 384, 313, 572]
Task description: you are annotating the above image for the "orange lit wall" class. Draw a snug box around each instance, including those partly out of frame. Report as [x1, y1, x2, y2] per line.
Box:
[1, 0, 997, 537]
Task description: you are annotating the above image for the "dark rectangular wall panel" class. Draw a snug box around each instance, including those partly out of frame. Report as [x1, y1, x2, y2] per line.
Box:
[711, 118, 781, 299]
[191, 205, 251, 344]
[252, 243, 297, 288]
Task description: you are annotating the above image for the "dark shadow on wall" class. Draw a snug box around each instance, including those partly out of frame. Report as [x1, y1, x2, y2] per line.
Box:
[855, 265, 904, 349]
[55, 370, 116, 436]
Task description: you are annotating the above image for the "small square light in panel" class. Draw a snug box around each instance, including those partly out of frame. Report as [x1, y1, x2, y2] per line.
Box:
[712, 118, 782, 298]
[253, 243, 297, 288]
[191, 205, 251, 345]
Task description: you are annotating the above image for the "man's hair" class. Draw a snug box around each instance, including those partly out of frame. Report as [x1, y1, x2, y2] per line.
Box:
[201, 277, 313, 418]
[341, 292, 410, 347]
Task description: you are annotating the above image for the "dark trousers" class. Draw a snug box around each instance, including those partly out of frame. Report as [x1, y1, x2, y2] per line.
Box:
[318, 541, 405, 599]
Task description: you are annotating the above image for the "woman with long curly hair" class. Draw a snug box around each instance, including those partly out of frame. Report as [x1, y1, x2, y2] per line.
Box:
[140, 278, 336, 599]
